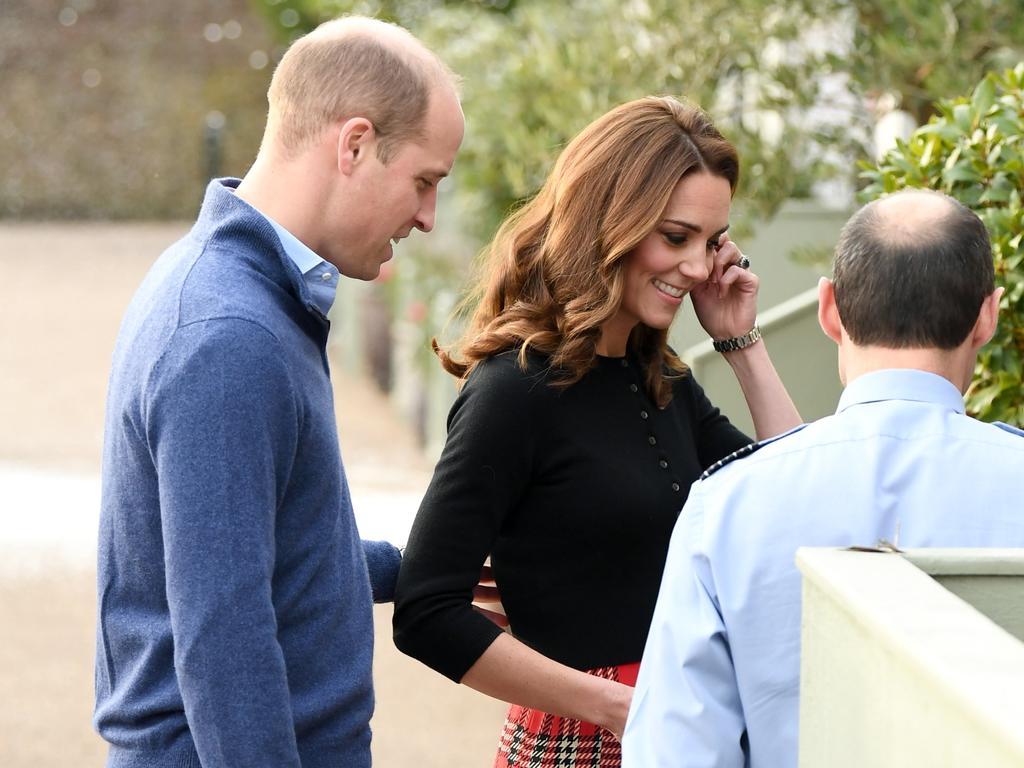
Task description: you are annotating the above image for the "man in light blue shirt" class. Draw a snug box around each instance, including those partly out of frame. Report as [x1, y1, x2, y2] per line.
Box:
[622, 189, 1024, 767]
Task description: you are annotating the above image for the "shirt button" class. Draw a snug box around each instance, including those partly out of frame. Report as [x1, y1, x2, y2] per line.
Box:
[659, 460, 668, 469]
[621, 359, 629, 368]
[640, 410, 649, 419]
[629, 384, 638, 393]
[672, 482, 680, 492]
[648, 436, 657, 446]
[321, 272, 332, 281]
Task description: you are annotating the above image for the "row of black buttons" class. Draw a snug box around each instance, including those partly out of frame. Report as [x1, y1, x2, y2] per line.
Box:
[622, 358, 681, 493]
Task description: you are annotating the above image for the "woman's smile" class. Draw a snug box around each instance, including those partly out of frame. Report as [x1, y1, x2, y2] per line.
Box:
[652, 278, 685, 300]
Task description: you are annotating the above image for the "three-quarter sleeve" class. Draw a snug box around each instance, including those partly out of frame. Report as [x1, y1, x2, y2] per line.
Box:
[393, 355, 545, 682]
[684, 375, 752, 468]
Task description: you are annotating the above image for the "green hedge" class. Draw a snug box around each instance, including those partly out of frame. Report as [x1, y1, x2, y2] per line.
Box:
[861, 64, 1024, 425]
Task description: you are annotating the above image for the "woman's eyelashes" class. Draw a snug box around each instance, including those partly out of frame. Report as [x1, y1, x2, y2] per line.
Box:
[661, 231, 722, 251]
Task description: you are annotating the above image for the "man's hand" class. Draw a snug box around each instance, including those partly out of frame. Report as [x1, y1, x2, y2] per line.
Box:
[472, 563, 508, 629]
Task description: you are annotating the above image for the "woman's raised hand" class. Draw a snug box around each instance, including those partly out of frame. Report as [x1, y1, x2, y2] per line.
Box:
[689, 233, 759, 341]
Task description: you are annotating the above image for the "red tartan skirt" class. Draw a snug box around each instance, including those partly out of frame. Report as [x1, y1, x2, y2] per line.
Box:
[493, 662, 640, 768]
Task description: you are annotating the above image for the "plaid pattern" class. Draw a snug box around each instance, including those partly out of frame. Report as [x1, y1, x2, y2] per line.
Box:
[493, 662, 640, 768]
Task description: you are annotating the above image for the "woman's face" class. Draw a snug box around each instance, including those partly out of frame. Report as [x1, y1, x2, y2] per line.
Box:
[600, 171, 732, 354]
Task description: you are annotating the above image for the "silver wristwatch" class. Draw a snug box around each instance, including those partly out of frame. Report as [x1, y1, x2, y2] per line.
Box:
[712, 324, 762, 353]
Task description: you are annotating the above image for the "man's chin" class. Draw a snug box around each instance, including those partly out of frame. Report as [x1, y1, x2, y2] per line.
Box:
[372, 244, 394, 277]
[343, 256, 388, 282]
[365, 254, 391, 282]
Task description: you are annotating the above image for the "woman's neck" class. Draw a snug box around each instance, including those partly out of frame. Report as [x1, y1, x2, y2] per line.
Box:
[596, 318, 636, 357]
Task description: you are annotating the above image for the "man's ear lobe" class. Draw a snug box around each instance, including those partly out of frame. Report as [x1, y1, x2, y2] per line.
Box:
[338, 117, 375, 174]
[972, 287, 1003, 349]
[817, 277, 843, 344]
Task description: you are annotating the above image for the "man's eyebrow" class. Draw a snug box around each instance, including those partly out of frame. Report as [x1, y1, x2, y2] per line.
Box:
[663, 219, 730, 238]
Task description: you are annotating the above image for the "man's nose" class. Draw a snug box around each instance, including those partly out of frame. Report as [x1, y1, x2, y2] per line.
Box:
[414, 192, 437, 233]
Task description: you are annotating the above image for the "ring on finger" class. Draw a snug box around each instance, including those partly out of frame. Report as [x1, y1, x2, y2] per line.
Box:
[736, 255, 751, 270]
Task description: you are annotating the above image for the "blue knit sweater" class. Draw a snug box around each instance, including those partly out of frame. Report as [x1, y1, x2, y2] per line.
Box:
[95, 179, 400, 768]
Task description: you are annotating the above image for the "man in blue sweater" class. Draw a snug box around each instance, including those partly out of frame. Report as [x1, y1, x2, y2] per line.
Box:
[95, 16, 464, 768]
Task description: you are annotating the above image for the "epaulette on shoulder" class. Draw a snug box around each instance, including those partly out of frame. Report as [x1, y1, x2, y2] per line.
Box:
[700, 423, 807, 481]
[993, 421, 1024, 438]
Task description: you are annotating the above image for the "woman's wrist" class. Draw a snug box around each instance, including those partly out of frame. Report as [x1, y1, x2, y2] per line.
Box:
[720, 333, 772, 373]
[588, 678, 633, 740]
[712, 323, 761, 353]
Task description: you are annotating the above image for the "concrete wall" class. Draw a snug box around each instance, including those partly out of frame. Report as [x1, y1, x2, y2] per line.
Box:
[907, 549, 1024, 644]
[797, 548, 1024, 768]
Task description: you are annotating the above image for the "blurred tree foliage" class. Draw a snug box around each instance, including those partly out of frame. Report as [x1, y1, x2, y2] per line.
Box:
[255, 0, 846, 240]
[254, 0, 518, 34]
[255, 0, 1024, 244]
[861, 65, 1024, 425]
[848, 0, 1024, 125]
[3, 1, 1020, 222]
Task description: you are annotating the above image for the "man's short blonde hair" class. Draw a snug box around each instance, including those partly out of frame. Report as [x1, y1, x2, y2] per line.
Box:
[266, 16, 456, 163]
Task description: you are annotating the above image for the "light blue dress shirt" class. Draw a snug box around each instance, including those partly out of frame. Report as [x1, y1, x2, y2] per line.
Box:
[264, 214, 340, 318]
[623, 368, 1024, 768]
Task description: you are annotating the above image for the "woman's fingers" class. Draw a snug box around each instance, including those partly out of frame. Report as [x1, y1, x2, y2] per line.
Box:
[710, 233, 743, 284]
[715, 263, 759, 298]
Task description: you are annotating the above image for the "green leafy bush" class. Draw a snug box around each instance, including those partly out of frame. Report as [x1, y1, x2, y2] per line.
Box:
[861, 64, 1024, 424]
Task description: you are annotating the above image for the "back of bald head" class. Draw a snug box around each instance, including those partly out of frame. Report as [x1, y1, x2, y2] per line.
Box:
[264, 15, 457, 162]
[832, 189, 993, 349]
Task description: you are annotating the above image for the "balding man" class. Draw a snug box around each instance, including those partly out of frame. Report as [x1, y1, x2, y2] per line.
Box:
[95, 17, 464, 768]
[622, 190, 1024, 768]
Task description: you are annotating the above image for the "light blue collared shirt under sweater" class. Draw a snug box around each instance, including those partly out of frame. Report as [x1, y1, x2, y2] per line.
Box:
[262, 214, 340, 319]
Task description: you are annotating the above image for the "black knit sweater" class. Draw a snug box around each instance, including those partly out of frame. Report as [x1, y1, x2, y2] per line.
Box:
[393, 350, 750, 681]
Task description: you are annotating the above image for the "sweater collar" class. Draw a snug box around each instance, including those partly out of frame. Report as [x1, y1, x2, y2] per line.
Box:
[194, 178, 331, 322]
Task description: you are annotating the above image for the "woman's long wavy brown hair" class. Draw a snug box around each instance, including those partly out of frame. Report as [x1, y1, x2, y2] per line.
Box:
[435, 96, 739, 407]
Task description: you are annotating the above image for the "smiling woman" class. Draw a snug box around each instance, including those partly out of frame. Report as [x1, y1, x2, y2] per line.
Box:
[393, 95, 800, 768]
[604, 171, 734, 356]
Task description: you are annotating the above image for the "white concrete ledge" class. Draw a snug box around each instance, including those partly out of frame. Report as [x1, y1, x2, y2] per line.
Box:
[797, 547, 1024, 767]
[904, 548, 1024, 575]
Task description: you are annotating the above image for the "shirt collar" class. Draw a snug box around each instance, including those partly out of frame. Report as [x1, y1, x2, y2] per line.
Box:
[264, 216, 322, 273]
[836, 368, 966, 415]
[260, 210, 340, 319]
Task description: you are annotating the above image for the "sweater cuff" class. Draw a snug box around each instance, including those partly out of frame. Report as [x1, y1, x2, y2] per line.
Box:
[363, 539, 402, 603]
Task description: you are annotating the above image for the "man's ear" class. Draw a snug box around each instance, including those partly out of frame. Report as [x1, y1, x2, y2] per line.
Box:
[337, 117, 375, 175]
[970, 287, 1003, 350]
[817, 277, 843, 344]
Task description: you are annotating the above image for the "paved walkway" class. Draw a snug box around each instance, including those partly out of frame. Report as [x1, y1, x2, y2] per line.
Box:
[0, 223, 504, 766]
